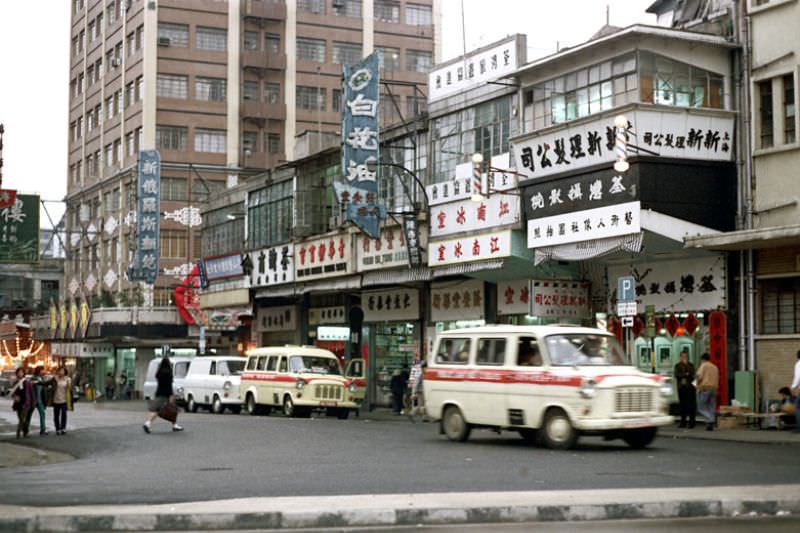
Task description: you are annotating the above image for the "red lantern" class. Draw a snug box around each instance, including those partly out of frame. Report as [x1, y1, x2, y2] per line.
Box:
[683, 312, 699, 336]
[665, 314, 680, 337]
[654, 316, 663, 334]
[632, 315, 645, 337]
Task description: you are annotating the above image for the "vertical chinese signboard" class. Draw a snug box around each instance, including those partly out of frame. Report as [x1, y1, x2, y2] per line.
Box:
[709, 310, 727, 407]
[0, 193, 39, 263]
[334, 52, 386, 238]
[129, 150, 161, 284]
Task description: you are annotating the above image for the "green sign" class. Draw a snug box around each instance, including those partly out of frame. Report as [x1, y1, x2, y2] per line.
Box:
[0, 194, 40, 263]
[645, 304, 656, 338]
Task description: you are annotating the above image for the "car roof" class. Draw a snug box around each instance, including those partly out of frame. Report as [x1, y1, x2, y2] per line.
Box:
[247, 346, 337, 358]
[435, 325, 611, 337]
[192, 355, 247, 361]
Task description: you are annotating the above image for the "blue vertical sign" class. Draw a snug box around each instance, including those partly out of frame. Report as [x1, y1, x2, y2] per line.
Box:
[334, 51, 386, 239]
[129, 150, 161, 284]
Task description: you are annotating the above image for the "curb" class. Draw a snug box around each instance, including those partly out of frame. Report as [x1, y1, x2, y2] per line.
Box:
[1, 486, 798, 532]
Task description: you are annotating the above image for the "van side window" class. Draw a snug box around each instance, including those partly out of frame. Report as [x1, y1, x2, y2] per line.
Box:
[477, 339, 506, 365]
[436, 338, 470, 364]
[256, 356, 267, 371]
[210, 361, 217, 375]
[278, 357, 287, 373]
[174, 362, 189, 379]
[517, 337, 542, 366]
[246, 357, 257, 371]
[218, 362, 230, 376]
[266, 356, 278, 371]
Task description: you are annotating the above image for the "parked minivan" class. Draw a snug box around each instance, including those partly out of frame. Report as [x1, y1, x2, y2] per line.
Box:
[143, 356, 193, 403]
[424, 325, 673, 450]
[183, 355, 247, 414]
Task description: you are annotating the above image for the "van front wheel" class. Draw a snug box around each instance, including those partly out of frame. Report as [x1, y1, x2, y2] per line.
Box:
[186, 396, 198, 413]
[622, 427, 657, 449]
[542, 409, 577, 450]
[442, 406, 471, 442]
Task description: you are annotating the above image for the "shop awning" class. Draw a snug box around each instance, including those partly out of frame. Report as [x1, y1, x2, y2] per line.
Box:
[296, 275, 362, 294]
[534, 232, 644, 265]
[431, 259, 506, 278]
[361, 267, 433, 286]
[640, 209, 721, 243]
[685, 224, 800, 251]
[254, 285, 298, 299]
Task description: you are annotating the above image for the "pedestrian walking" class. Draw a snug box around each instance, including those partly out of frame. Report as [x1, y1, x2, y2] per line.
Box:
[407, 359, 426, 422]
[790, 350, 800, 432]
[118, 371, 129, 400]
[143, 357, 183, 433]
[695, 353, 719, 431]
[24, 366, 50, 435]
[9, 367, 33, 439]
[390, 368, 406, 415]
[673, 348, 696, 428]
[105, 372, 115, 400]
[52, 367, 73, 435]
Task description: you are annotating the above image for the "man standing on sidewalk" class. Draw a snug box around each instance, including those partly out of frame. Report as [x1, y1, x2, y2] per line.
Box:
[674, 349, 696, 428]
[791, 350, 800, 432]
[696, 353, 719, 431]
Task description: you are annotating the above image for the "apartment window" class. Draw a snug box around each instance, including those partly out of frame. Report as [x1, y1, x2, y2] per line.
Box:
[161, 177, 188, 201]
[196, 27, 227, 51]
[333, 0, 361, 17]
[76, 160, 83, 181]
[88, 21, 96, 42]
[265, 83, 280, 104]
[194, 128, 226, 153]
[247, 180, 293, 249]
[114, 139, 122, 164]
[242, 131, 258, 154]
[157, 73, 188, 99]
[784, 74, 796, 144]
[640, 52, 722, 109]
[136, 25, 144, 51]
[78, 30, 85, 52]
[78, 73, 84, 94]
[96, 59, 103, 82]
[106, 95, 114, 119]
[332, 42, 361, 65]
[87, 110, 94, 133]
[297, 0, 325, 14]
[103, 191, 112, 213]
[107, 2, 115, 25]
[106, 50, 114, 72]
[267, 134, 280, 154]
[87, 65, 95, 86]
[297, 38, 325, 63]
[196, 77, 227, 102]
[759, 80, 774, 148]
[160, 230, 188, 258]
[135, 76, 143, 101]
[105, 143, 113, 166]
[97, 13, 103, 35]
[243, 80, 259, 101]
[126, 32, 135, 56]
[407, 95, 426, 116]
[243, 31, 259, 50]
[380, 93, 400, 126]
[265, 34, 280, 54]
[95, 104, 103, 126]
[116, 89, 123, 114]
[158, 22, 189, 47]
[115, 42, 122, 62]
[761, 278, 800, 334]
[125, 82, 134, 107]
[86, 155, 95, 178]
[296, 86, 325, 111]
[377, 47, 400, 70]
[70, 164, 77, 184]
[406, 49, 432, 73]
[375, 0, 400, 22]
[157, 125, 188, 151]
[76, 117, 83, 139]
[332, 89, 342, 112]
[126, 131, 135, 156]
[405, 3, 432, 26]
[72, 37, 79, 57]
[70, 121, 77, 142]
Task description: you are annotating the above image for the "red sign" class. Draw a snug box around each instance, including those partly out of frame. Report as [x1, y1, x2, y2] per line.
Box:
[0, 189, 16, 209]
[709, 310, 727, 406]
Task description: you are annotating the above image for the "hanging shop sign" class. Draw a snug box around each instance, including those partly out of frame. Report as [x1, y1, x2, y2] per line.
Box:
[428, 36, 520, 102]
[251, 243, 294, 287]
[431, 193, 520, 238]
[58, 301, 68, 338]
[709, 310, 728, 408]
[363, 288, 420, 322]
[403, 217, 424, 269]
[426, 154, 515, 207]
[79, 297, 91, 338]
[356, 224, 427, 272]
[0, 193, 39, 263]
[256, 305, 296, 332]
[202, 252, 244, 283]
[317, 326, 350, 341]
[294, 232, 353, 282]
[202, 307, 249, 331]
[431, 279, 485, 322]
[51, 342, 114, 359]
[497, 280, 531, 316]
[49, 300, 58, 339]
[69, 299, 79, 338]
[529, 280, 591, 319]
[308, 306, 347, 326]
[512, 109, 734, 180]
[128, 150, 161, 284]
[523, 166, 638, 219]
[528, 201, 641, 248]
[607, 255, 726, 313]
[429, 229, 513, 267]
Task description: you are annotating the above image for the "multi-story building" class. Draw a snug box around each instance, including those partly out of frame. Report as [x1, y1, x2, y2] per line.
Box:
[64, 0, 437, 396]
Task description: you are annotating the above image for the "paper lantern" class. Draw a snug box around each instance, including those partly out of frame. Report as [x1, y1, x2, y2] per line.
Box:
[665, 314, 680, 337]
[632, 315, 645, 337]
[683, 312, 699, 336]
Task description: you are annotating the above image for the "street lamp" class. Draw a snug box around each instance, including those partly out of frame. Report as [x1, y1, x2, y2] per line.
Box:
[613, 115, 630, 173]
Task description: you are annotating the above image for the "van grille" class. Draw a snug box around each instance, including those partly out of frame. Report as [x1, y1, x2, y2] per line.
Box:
[614, 387, 654, 413]
[313, 384, 343, 401]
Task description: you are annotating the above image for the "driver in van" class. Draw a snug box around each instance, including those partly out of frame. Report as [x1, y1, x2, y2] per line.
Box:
[518, 339, 542, 366]
[437, 340, 454, 363]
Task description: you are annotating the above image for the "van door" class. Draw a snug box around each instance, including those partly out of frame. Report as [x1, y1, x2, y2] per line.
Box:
[345, 358, 366, 403]
[255, 355, 269, 403]
[472, 337, 507, 425]
[506, 336, 545, 428]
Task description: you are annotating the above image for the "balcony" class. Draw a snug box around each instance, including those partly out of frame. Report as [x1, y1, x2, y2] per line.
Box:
[241, 100, 286, 124]
[242, 50, 286, 72]
[243, 0, 287, 23]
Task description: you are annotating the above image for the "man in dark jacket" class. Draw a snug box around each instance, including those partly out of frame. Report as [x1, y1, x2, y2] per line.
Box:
[673, 348, 696, 428]
[390, 365, 409, 415]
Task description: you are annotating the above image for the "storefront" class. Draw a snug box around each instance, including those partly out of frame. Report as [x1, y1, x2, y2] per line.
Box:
[308, 304, 349, 360]
[254, 304, 298, 347]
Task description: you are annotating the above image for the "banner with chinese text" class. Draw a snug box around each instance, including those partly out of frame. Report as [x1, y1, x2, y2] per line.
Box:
[530, 280, 591, 319]
[129, 150, 161, 284]
[0, 193, 39, 263]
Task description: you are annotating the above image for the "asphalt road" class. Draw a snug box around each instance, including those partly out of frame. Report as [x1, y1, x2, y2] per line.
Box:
[1, 400, 799, 506]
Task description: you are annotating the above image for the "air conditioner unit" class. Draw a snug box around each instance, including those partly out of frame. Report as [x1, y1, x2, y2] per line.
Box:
[111, 58, 121, 67]
[158, 37, 170, 47]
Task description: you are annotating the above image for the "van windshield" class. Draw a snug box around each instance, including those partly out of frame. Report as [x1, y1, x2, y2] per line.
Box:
[544, 334, 625, 366]
[289, 356, 341, 375]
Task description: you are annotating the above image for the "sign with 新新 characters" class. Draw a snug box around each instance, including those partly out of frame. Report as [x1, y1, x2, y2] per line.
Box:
[530, 280, 591, 319]
[428, 229, 512, 267]
[430, 279, 485, 322]
[363, 288, 420, 322]
[430, 193, 520, 238]
[523, 166, 638, 220]
[203, 252, 244, 282]
[0, 193, 39, 263]
[308, 306, 347, 326]
[129, 150, 160, 284]
[428, 36, 521, 102]
[256, 305, 296, 332]
[512, 109, 734, 180]
[497, 280, 532, 315]
[527, 201, 641, 248]
[294, 232, 353, 282]
[251, 243, 294, 287]
[426, 154, 515, 207]
[607, 255, 726, 313]
[356, 223, 428, 272]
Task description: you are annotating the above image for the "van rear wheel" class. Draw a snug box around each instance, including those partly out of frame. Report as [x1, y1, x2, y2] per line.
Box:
[442, 406, 471, 442]
[542, 409, 578, 450]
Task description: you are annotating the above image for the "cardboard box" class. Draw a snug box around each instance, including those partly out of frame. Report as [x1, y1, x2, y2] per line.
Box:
[717, 416, 743, 429]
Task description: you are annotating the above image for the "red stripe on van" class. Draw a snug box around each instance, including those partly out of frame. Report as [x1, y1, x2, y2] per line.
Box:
[240, 373, 347, 384]
[424, 368, 582, 387]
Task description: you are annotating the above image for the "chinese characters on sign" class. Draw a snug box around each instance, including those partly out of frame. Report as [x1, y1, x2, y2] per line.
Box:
[0, 194, 39, 263]
[528, 201, 641, 249]
[363, 289, 420, 322]
[607, 255, 726, 313]
[308, 306, 347, 326]
[430, 193, 521, 238]
[512, 110, 734, 180]
[529, 280, 591, 319]
[428, 230, 512, 267]
[497, 280, 532, 315]
[403, 217, 424, 269]
[257, 305, 296, 332]
[430, 279, 485, 322]
[294, 233, 353, 282]
[202, 253, 244, 282]
[251, 244, 294, 287]
[335, 52, 385, 238]
[129, 150, 161, 284]
[425, 153, 515, 206]
[356, 223, 427, 272]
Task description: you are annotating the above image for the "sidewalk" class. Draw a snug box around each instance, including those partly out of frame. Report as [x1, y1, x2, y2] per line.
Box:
[0, 485, 797, 532]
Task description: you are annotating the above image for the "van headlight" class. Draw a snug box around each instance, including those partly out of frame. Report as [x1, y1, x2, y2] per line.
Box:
[659, 379, 673, 397]
[348, 383, 357, 393]
[579, 379, 597, 399]
[177, 386, 184, 395]
[223, 381, 232, 391]
[295, 378, 306, 390]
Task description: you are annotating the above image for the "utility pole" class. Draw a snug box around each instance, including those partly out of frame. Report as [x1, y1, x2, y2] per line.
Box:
[0, 123, 5, 188]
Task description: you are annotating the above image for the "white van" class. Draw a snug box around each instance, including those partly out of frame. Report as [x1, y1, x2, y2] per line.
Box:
[183, 356, 247, 414]
[424, 325, 673, 450]
[143, 357, 193, 403]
